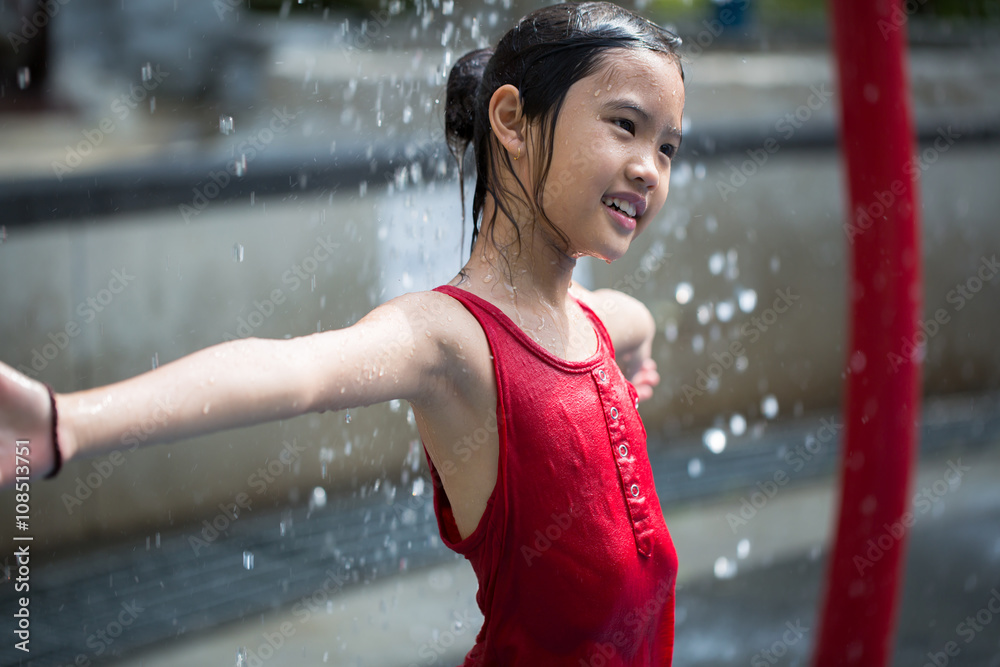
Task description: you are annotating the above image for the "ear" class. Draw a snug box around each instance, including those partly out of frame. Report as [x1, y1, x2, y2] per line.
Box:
[488, 84, 526, 159]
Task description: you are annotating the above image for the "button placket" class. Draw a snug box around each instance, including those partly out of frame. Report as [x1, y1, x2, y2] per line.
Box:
[593, 366, 652, 556]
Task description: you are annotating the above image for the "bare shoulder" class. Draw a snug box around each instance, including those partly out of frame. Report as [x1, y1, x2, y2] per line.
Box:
[568, 282, 655, 354]
[383, 288, 494, 408]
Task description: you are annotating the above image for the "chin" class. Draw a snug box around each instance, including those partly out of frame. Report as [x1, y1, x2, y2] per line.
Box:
[592, 245, 629, 263]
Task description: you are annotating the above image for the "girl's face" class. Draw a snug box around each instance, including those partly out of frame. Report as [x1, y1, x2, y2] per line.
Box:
[533, 48, 684, 262]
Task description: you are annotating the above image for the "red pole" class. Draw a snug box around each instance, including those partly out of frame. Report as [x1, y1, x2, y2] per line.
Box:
[814, 1, 923, 666]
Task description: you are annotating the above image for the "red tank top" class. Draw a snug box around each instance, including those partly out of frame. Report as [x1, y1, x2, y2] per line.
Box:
[422, 284, 679, 666]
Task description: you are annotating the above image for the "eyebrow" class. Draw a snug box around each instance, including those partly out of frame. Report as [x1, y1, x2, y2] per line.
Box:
[603, 99, 683, 144]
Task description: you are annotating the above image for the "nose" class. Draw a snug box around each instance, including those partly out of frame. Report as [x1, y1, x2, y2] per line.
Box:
[625, 148, 659, 191]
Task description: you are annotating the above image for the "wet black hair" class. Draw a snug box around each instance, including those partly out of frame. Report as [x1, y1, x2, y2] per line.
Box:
[445, 1, 684, 274]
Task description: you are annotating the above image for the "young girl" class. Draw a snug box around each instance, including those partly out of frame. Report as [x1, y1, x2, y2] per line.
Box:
[1, 2, 684, 664]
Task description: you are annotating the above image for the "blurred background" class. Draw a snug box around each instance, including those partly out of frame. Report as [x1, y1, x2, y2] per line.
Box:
[1, 0, 999, 665]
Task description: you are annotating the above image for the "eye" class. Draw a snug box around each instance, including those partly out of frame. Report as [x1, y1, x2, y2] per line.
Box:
[660, 144, 678, 160]
[613, 118, 635, 134]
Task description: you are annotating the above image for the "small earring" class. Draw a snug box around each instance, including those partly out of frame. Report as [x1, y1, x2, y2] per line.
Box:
[512, 146, 521, 161]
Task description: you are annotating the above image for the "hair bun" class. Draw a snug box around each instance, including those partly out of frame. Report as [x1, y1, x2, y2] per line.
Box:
[445, 48, 493, 159]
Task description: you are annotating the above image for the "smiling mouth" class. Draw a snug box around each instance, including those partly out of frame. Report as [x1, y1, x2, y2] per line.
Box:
[601, 197, 637, 219]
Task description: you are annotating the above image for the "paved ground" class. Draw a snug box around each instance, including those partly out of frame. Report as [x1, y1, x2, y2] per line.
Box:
[100, 440, 1000, 667]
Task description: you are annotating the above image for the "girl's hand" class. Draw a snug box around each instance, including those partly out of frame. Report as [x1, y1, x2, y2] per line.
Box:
[629, 357, 660, 404]
[568, 283, 661, 403]
[0, 361, 59, 487]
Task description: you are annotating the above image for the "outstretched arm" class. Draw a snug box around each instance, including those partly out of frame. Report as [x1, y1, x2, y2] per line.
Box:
[569, 282, 660, 401]
[0, 292, 448, 486]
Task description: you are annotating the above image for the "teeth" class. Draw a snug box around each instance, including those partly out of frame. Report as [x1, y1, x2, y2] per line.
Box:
[603, 197, 637, 218]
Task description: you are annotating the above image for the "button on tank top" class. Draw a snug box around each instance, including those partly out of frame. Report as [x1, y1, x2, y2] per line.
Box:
[422, 284, 678, 666]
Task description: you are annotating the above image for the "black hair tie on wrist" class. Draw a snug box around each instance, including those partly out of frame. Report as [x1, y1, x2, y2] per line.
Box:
[43, 383, 62, 479]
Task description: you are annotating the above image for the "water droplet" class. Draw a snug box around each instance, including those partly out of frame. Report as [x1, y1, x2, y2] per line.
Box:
[738, 288, 757, 312]
[761, 394, 779, 419]
[311, 486, 327, 509]
[737, 538, 750, 559]
[151, 352, 159, 369]
[675, 282, 693, 305]
[242, 551, 254, 570]
[402, 105, 413, 123]
[716, 300, 735, 322]
[17, 67, 30, 89]
[702, 428, 726, 454]
[708, 251, 725, 275]
[149, 97, 156, 114]
[203, 403, 211, 415]
[714, 556, 737, 579]
[234, 154, 247, 177]
[729, 413, 747, 436]
[412, 477, 425, 496]
[345, 410, 351, 424]
[850, 350, 867, 374]
[687, 458, 703, 478]
[233, 243, 244, 262]
[219, 115, 235, 135]
[236, 647, 248, 667]
[141, 62, 153, 82]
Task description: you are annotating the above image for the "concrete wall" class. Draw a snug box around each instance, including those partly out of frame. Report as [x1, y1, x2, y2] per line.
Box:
[1, 143, 999, 548]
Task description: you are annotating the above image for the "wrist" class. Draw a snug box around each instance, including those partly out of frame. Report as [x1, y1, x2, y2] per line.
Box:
[42, 387, 80, 478]
[42, 383, 63, 478]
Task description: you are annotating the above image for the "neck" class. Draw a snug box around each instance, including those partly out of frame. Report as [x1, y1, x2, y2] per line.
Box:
[461, 197, 578, 312]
